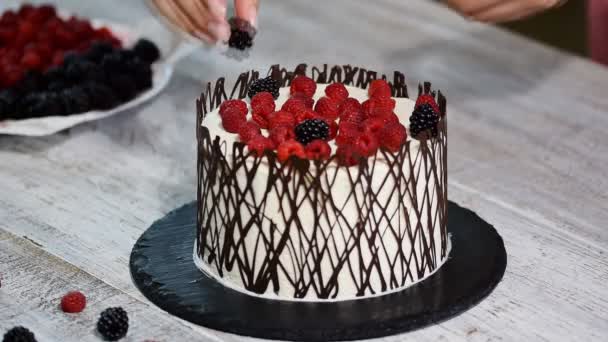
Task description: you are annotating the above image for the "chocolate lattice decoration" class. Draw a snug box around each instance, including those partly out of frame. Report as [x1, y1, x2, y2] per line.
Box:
[195, 64, 448, 300]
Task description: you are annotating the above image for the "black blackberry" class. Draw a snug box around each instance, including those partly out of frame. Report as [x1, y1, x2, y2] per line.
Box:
[18, 92, 65, 118]
[97, 307, 129, 341]
[409, 103, 439, 138]
[125, 57, 153, 91]
[62, 51, 84, 66]
[100, 51, 127, 73]
[133, 39, 160, 64]
[61, 87, 92, 114]
[15, 71, 44, 93]
[44, 66, 66, 84]
[295, 119, 329, 145]
[0, 89, 19, 119]
[2, 326, 37, 342]
[83, 82, 120, 110]
[228, 17, 255, 51]
[85, 41, 115, 62]
[247, 76, 279, 99]
[65, 59, 101, 84]
[108, 74, 138, 102]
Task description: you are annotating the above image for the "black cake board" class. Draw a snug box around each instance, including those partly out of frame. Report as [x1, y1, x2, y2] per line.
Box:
[130, 201, 507, 341]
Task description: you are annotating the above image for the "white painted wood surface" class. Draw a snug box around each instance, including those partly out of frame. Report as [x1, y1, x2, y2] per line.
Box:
[1, 0, 607, 341]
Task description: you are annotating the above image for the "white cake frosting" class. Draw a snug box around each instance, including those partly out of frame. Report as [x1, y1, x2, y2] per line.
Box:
[195, 84, 450, 301]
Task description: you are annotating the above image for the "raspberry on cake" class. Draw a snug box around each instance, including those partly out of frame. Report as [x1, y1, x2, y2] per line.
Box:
[196, 64, 448, 301]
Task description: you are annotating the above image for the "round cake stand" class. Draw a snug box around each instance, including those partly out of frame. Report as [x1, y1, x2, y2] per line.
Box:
[130, 201, 507, 341]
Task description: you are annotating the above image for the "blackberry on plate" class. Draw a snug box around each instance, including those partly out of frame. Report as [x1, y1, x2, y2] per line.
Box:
[409, 103, 439, 138]
[65, 59, 100, 84]
[0, 89, 19, 119]
[97, 307, 129, 341]
[62, 52, 85, 67]
[83, 82, 120, 110]
[133, 38, 160, 64]
[101, 51, 128, 73]
[247, 76, 279, 99]
[61, 86, 92, 114]
[15, 71, 44, 93]
[44, 66, 66, 84]
[228, 17, 255, 51]
[18, 92, 65, 118]
[85, 41, 116, 62]
[2, 326, 37, 342]
[295, 119, 330, 145]
[108, 74, 138, 102]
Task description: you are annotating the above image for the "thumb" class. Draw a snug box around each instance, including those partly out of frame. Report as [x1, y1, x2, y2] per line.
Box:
[234, 0, 259, 27]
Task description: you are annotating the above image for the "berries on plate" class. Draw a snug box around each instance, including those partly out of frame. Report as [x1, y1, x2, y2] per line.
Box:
[97, 307, 129, 341]
[2, 326, 37, 342]
[133, 38, 161, 64]
[294, 118, 329, 145]
[290, 76, 316, 98]
[61, 291, 87, 313]
[248, 76, 279, 99]
[277, 140, 306, 162]
[251, 91, 275, 109]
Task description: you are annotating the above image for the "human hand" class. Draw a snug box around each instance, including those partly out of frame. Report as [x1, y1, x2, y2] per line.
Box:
[444, 0, 566, 23]
[149, 0, 259, 44]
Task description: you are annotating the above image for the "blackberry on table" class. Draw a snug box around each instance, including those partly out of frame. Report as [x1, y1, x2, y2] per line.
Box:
[83, 82, 120, 110]
[2, 326, 37, 342]
[247, 76, 280, 99]
[295, 119, 330, 145]
[409, 103, 440, 138]
[97, 307, 129, 341]
[133, 38, 160, 64]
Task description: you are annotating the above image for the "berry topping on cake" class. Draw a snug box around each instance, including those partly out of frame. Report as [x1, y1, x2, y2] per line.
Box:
[325, 82, 349, 102]
[340, 109, 365, 127]
[294, 118, 329, 145]
[97, 307, 129, 341]
[268, 110, 296, 130]
[314, 96, 340, 120]
[281, 98, 307, 115]
[337, 145, 361, 166]
[415, 94, 440, 115]
[354, 132, 379, 157]
[339, 97, 362, 115]
[305, 140, 332, 160]
[409, 103, 439, 138]
[380, 123, 407, 152]
[60, 291, 87, 313]
[290, 76, 316, 98]
[2, 326, 37, 342]
[294, 108, 317, 124]
[219, 99, 248, 117]
[238, 121, 262, 142]
[247, 136, 275, 156]
[221, 109, 246, 133]
[362, 117, 385, 138]
[291, 92, 315, 109]
[270, 125, 296, 146]
[277, 140, 306, 162]
[368, 79, 392, 98]
[251, 92, 275, 109]
[335, 123, 360, 146]
[248, 76, 279, 99]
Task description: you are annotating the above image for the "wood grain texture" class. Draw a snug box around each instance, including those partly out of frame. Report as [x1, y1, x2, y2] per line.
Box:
[1, 0, 607, 341]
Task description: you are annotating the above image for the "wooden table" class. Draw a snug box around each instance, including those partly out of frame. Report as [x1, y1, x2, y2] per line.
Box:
[1, 0, 607, 341]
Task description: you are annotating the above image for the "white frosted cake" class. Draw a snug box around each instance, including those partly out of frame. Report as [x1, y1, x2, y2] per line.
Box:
[195, 64, 449, 301]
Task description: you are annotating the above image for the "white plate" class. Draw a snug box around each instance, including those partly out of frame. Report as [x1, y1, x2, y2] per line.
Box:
[0, 12, 175, 136]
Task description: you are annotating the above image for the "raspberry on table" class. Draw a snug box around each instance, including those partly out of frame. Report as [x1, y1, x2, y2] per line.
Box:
[305, 140, 331, 160]
[2, 326, 37, 342]
[247, 136, 275, 156]
[289, 76, 316, 98]
[381, 123, 407, 152]
[325, 82, 349, 102]
[96, 307, 129, 341]
[314, 96, 340, 120]
[294, 119, 330, 145]
[248, 76, 279, 99]
[268, 110, 296, 130]
[277, 140, 306, 162]
[238, 121, 261, 142]
[219, 99, 248, 117]
[60, 291, 87, 313]
[368, 79, 392, 98]
[222, 109, 247, 133]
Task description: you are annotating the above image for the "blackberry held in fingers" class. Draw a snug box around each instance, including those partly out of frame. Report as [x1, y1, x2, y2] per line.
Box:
[409, 103, 439, 138]
[295, 119, 330, 145]
[97, 307, 129, 341]
[248, 76, 280, 100]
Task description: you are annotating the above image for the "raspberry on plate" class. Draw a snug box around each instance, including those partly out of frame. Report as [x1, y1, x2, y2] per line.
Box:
[290, 76, 316, 98]
[325, 82, 349, 102]
[219, 99, 248, 117]
[252, 100, 275, 118]
[314, 96, 340, 120]
[252, 113, 269, 129]
[238, 121, 261, 142]
[247, 135, 275, 156]
[277, 140, 306, 162]
[305, 140, 331, 160]
[368, 79, 392, 98]
[61, 291, 87, 313]
[222, 108, 246, 133]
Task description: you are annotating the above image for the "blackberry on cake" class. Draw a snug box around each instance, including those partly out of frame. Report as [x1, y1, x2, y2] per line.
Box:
[247, 76, 280, 99]
[409, 103, 440, 138]
[294, 118, 330, 145]
[97, 307, 129, 341]
[2, 326, 37, 342]
[132, 39, 161, 64]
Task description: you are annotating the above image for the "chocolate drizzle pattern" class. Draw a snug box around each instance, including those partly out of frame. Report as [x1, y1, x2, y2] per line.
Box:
[195, 64, 448, 300]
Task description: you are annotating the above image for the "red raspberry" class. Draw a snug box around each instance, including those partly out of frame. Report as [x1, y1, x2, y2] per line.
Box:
[337, 145, 362, 166]
[361, 118, 385, 138]
[20, 51, 42, 70]
[340, 109, 365, 127]
[247, 136, 275, 156]
[368, 79, 392, 98]
[325, 83, 349, 102]
[51, 51, 64, 67]
[339, 98, 361, 115]
[354, 132, 379, 157]
[53, 28, 77, 49]
[371, 95, 396, 111]
[221, 109, 246, 133]
[252, 101, 275, 119]
[277, 140, 306, 162]
[314, 96, 340, 120]
[252, 114, 268, 129]
[251, 91, 275, 108]
[61, 291, 86, 313]
[269, 125, 296, 146]
[415, 94, 441, 114]
[383, 113, 400, 125]
[3, 68, 23, 88]
[328, 120, 339, 140]
[380, 123, 407, 152]
[220, 99, 248, 117]
[281, 98, 307, 115]
[268, 110, 296, 130]
[305, 140, 332, 160]
[335, 125, 360, 146]
[0, 27, 16, 45]
[238, 121, 261, 142]
[290, 76, 317, 98]
[362, 97, 394, 118]
[294, 108, 317, 124]
[291, 92, 314, 109]
[0, 10, 19, 26]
